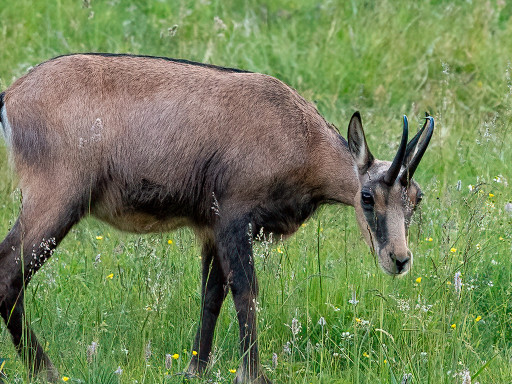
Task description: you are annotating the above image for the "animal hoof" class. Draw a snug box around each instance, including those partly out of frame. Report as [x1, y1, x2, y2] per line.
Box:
[233, 371, 272, 384]
[41, 359, 60, 383]
[182, 371, 199, 381]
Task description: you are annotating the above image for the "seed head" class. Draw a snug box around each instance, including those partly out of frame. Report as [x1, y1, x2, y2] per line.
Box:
[454, 272, 462, 294]
[165, 354, 172, 370]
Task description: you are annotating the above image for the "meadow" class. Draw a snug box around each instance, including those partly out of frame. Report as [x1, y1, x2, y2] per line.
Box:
[0, 0, 511, 383]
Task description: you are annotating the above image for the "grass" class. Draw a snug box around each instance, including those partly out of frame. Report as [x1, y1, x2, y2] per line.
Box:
[0, 0, 511, 383]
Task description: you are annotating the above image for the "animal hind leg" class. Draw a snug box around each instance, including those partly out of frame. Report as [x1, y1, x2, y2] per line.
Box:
[0, 187, 86, 382]
[0, 287, 58, 381]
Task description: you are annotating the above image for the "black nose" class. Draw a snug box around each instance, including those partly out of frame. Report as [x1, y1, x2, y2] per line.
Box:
[390, 253, 410, 273]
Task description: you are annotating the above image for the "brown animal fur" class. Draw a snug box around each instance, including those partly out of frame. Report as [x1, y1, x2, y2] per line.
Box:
[0, 54, 432, 383]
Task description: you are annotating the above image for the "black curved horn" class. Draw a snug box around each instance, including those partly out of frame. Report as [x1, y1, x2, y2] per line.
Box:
[384, 115, 409, 186]
[400, 116, 434, 185]
[403, 112, 429, 166]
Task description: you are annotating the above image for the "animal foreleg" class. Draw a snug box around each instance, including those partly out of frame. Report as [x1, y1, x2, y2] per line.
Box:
[216, 216, 272, 384]
[187, 237, 228, 377]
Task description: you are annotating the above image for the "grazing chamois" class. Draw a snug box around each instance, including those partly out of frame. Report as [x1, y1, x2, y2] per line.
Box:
[0, 54, 433, 383]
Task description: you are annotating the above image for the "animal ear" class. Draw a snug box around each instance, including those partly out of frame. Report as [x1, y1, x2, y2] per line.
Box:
[348, 111, 374, 174]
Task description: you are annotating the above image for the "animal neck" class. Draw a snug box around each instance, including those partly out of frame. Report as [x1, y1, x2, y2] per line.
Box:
[314, 132, 360, 207]
[337, 135, 360, 206]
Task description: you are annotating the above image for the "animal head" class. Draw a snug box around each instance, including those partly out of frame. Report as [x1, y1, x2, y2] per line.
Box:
[347, 112, 434, 276]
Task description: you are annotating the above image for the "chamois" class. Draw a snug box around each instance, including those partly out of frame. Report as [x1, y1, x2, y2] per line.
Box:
[0, 53, 433, 384]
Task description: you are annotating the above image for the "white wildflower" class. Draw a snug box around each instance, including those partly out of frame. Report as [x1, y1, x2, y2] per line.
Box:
[493, 174, 508, 186]
[325, 302, 340, 312]
[348, 291, 359, 306]
[415, 295, 432, 312]
[400, 373, 412, 383]
[396, 298, 410, 312]
[94, 253, 101, 266]
[272, 353, 278, 369]
[442, 61, 450, 75]
[341, 331, 353, 340]
[214, 16, 227, 31]
[461, 369, 471, 384]
[290, 318, 302, 336]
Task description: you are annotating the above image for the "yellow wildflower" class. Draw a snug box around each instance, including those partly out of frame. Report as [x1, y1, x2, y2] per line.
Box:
[475, 316, 482, 322]
[96, 235, 103, 240]
[425, 237, 433, 242]
[167, 239, 173, 244]
[446, 281, 452, 285]
[499, 236, 504, 241]
[489, 193, 494, 197]
[192, 350, 198, 356]
[172, 353, 179, 360]
[363, 352, 370, 358]
[229, 369, 237, 373]
[355, 318, 361, 323]
[277, 247, 283, 254]
[415, 277, 422, 284]
[62, 377, 69, 382]
[450, 248, 457, 253]
[384, 359, 387, 364]
[451, 323, 456, 329]
[106, 273, 114, 279]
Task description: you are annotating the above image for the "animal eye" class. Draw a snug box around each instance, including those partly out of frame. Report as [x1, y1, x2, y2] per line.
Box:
[361, 191, 374, 206]
[416, 192, 424, 204]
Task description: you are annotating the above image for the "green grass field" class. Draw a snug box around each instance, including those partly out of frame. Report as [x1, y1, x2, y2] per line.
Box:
[0, 0, 511, 383]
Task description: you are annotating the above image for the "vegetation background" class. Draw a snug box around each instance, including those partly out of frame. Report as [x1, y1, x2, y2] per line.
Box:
[0, 0, 511, 383]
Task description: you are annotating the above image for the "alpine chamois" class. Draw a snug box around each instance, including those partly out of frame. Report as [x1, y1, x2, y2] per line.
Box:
[0, 53, 433, 383]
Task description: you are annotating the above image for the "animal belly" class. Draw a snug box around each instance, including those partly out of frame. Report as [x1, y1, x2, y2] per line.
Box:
[93, 210, 190, 234]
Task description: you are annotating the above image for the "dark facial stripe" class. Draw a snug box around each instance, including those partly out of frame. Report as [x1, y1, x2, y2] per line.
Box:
[363, 208, 388, 249]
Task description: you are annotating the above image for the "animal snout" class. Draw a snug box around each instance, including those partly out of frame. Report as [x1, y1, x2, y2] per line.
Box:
[390, 251, 411, 274]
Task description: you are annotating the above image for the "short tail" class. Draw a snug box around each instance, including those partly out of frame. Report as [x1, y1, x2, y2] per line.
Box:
[0, 91, 11, 147]
[0, 91, 5, 128]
